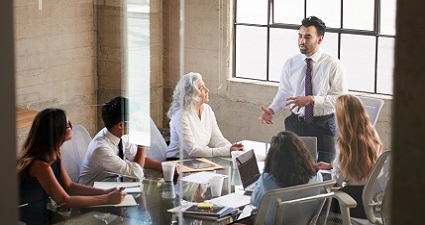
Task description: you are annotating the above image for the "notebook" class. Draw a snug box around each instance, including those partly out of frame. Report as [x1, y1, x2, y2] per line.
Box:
[236, 149, 261, 193]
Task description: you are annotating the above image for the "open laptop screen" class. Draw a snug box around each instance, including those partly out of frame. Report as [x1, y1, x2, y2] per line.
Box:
[236, 149, 261, 189]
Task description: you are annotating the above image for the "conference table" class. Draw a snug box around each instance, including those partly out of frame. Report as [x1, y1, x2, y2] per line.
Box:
[53, 156, 254, 225]
[47, 139, 334, 225]
[52, 140, 269, 224]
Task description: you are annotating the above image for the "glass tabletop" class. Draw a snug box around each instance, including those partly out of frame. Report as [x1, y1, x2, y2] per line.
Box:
[54, 157, 244, 225]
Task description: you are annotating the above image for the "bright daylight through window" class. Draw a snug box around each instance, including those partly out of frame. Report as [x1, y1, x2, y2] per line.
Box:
[235, 0, 396, 95]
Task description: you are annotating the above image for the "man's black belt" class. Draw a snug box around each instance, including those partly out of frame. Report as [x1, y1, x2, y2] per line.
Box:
[293, 113, 334, 122]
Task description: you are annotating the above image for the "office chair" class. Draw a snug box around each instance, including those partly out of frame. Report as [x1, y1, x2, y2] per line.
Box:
[61, 124, 92, 182]
[357, 96, 385, 127]
[254, 180, 336, 225]
[145, 117, 168, 162]
[299, 136, 318, 162]
[323, 150, 391, 225]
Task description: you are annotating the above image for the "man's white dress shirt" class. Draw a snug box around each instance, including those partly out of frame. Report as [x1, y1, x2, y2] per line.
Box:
[269, 48, 348, 116]
[78, 127, 144, 186]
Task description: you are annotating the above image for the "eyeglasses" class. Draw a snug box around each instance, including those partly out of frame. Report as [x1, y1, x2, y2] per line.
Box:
[66, 121, 73, 129]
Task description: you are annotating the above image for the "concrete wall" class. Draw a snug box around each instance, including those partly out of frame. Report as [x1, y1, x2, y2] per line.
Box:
[14, 0, 97, 149]
[96, 1, 123, 129]
[15, 0, 164, 151]
[163, 0, 393, 149]
[95, 0, 164, 130]
[149, 0, 164, 126]
[163, 0, 180, 125]
[13, 0, 391, 149]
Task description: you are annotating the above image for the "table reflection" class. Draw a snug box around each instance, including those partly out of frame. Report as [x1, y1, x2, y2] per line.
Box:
[55, 157, 241, 224]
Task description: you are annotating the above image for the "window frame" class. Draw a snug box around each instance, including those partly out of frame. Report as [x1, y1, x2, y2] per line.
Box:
[233, 0, 395, 95]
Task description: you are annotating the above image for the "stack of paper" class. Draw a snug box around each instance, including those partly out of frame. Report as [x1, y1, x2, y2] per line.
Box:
[207, 193, 251, 209]
[181, 172, 228, 184]
[93, 182, 142, 193]
[87, 195, 138, 208]
[183, 203, 238, 218]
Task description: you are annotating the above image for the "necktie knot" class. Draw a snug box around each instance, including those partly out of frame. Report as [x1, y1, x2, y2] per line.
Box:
[306, 58, 312, 72]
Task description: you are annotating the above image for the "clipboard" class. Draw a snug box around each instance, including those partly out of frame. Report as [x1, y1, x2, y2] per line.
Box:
[172, 158, 223, 173]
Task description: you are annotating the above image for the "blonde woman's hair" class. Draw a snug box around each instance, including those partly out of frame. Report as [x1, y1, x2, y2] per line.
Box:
[167, 72, 203, 118]
[335, 95, 383, 183]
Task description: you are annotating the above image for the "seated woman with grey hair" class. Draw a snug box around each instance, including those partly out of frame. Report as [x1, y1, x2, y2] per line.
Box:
[166, 72, 244, 159]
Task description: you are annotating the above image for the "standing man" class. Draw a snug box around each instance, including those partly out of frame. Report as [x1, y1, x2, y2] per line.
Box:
[259, 16, 347, 163]
[79, 96, 163, 186]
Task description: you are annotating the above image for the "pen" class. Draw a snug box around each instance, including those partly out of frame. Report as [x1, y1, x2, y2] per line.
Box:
[18, 203, 28, 208]
[120, 185, 141, 189]
[106, 171, 139, 179]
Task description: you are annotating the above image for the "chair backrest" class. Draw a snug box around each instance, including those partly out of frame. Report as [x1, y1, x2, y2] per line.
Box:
[362, 150, 391, 224]
[61, 124, 92, 182]
[357, 96, 385, 127]
[255, 180, 336, 225]
[145, 117, 167, 162]
[299, 136, 318, 162]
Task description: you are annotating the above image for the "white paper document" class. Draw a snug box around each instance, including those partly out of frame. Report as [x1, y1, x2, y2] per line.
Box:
[93, 181, 142, 193]
[181, 171, 228, 184]
[240, 140, 270, 161]
[319, 169, 332, 174]
[87, 194, 138, 208]
[238, 205, 254, 220]
[207, 193, 251, 209]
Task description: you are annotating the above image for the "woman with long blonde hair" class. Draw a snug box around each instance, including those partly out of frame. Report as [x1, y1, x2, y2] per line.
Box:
[318, 94, 383, 185]
[317, 95, 383, 218]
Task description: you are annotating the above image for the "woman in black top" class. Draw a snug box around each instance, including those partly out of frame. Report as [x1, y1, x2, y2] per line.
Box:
[18, 108, 126, 224]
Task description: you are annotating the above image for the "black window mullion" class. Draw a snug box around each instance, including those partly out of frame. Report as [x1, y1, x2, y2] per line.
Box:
[375, 0, 381, 35]
[266, 0, 272, 81]
[374, 0, 381, 93]
[374, 37, 379, 93]
[339, 0, 343, 59]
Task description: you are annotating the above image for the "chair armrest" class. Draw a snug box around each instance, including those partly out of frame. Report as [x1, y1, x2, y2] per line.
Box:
[334, 191, 357, 208]
[334, 191, 357, 225]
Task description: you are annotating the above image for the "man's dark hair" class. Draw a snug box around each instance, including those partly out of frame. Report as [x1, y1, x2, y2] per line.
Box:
[102, 96, 129, 129]
[301, 16, 326, 36]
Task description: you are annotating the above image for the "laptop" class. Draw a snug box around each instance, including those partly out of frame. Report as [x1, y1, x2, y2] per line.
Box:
[298, 136, 318, 162]
[236, 149, 261, 194]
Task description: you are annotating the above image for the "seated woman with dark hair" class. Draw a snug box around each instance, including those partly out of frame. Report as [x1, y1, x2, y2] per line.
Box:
[18, 108, 126, 225]
[250, 131, 323, 224]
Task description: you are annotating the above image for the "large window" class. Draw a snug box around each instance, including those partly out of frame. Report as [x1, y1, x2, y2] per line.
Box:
[235, 0, 396, 95]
